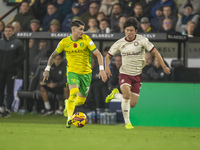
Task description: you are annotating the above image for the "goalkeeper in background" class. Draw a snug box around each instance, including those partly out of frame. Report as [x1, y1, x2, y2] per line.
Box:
[43, 20, 107, 128]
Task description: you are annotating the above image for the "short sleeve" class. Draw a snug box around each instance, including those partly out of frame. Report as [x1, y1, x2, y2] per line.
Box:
[108, 41, 120, 56]
[87, 37, 96, 52]
[55, 39, 65, 53]
[142, 37, 154, 52]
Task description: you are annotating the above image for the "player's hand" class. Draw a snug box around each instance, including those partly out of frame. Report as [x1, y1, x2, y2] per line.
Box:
[43, 70, 49, 82]
[40, 81, 47, 85]
[105, 67, 112, 78]
[163, 66, 170, 75]
[99, 70, 107, 82]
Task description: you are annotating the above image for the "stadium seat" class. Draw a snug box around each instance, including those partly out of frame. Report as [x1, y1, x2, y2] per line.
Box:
[170, 59, 183, 81]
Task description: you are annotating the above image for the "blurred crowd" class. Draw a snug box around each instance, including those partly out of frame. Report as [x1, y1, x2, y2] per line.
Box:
[1, 0, 199, 75]
[0, 0, 200, 35]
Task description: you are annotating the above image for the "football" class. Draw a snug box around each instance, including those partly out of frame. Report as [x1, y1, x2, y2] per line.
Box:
[72, 112, 87, 128]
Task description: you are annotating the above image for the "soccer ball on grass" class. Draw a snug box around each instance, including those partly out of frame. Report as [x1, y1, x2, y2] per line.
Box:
[72, 112, 87, 128]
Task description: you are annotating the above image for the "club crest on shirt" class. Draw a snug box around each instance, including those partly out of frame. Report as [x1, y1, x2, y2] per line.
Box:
[80, 42, 84, 48]
[134, 41, 139, 46]
[73, 43, 77, 48]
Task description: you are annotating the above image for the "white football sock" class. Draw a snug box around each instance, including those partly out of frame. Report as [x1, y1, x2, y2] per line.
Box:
[114, 93, 123, 100]
[0, 107, 4, 113]
[44, 101, 51, 110]
[114, 93, 131, 124]
[121, 99, 130, 124]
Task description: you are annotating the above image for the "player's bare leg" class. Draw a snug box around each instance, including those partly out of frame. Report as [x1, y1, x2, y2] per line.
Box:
[40, 86, 53, 116]
[130, 92, 139, 108]
[121, 85, 134, 129]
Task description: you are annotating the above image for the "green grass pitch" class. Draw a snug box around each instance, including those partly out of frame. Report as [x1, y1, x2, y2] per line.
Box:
[0, 113, 200, 150]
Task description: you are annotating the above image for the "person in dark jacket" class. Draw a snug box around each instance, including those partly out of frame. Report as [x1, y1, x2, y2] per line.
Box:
[55, 0, 73, 22]
[80, 2, 100, 31]
[142, 52, 154, 81]
[12, 1, 35, 31]
[40, 53, 68, 116]
[108, 55, 122, 92]
[62, 2, 83, 32]
[149, 57, 170, 81]
[110, 3, 124, 33]
[42, 3, 62, 31]
[0, 25, 24, 117]
[139, 17, 157, 33]
[31, 0, 49, 25]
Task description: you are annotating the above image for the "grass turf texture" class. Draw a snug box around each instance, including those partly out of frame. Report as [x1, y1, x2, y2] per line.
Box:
[0, 113, 200, 150]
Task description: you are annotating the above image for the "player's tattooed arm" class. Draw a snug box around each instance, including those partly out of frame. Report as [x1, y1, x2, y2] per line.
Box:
[47, 51, 59, 66]
[43, 51, 59, 81]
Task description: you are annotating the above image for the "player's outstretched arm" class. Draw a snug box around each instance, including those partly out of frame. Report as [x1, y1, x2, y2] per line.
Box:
[105, 54, 112, 78]
[92, 49, 107, 82]
[151, 48, 170, 75]
[43, 51, 59, 82]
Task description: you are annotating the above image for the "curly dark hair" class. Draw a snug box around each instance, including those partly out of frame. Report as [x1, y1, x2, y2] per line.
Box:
[123, 17, 140, 30]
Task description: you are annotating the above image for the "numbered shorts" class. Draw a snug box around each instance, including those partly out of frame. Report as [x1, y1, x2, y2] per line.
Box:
[67, 72, 92, 97]
[119, 73, 142, 96]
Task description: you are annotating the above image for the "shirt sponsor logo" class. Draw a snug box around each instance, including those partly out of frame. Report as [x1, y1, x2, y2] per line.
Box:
[65, 50, 83, 53]
[121, 51, 141, 56]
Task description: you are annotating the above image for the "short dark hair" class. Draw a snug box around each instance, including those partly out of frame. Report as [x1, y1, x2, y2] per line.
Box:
[5, 25, 14, 30]
[113, 3, 122, 9]
[47, 3, 57, 8]
[100, 19, 110, 25]
[70, 20, 85, 28]
[123, 17, 140, 30]
[21, 1, 30, 6]
[134, 2, 142, 8]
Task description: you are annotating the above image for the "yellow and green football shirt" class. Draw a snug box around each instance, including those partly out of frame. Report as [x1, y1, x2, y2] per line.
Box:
[55, 34, 97, 75]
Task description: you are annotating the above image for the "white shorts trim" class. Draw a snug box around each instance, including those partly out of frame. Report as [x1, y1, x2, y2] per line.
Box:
[120, 83, 132, 89]
[131, 92, 139, 97]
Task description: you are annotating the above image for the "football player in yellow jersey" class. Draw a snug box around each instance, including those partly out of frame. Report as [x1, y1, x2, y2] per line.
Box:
[43, 20, 107, 128]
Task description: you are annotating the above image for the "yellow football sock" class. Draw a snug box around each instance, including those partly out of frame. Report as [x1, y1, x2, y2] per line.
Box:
[75, 96, 86, 106]
[67, 88, 79, 117]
